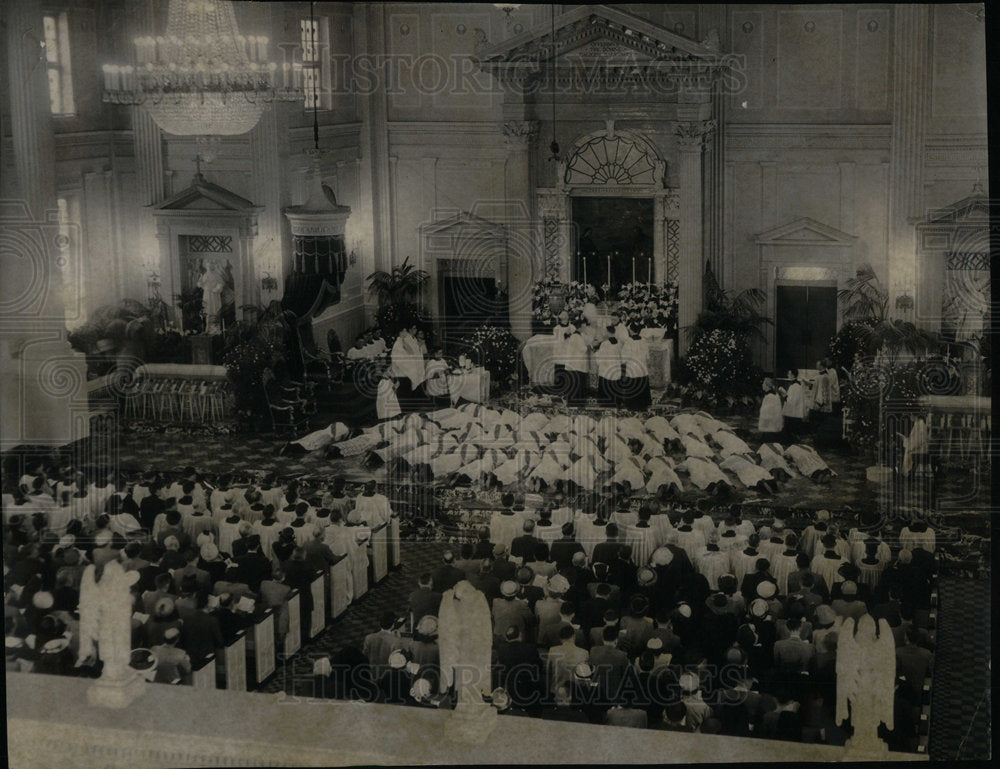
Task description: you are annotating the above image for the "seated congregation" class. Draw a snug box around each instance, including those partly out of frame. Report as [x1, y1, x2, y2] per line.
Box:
[312, 500, 936, 751]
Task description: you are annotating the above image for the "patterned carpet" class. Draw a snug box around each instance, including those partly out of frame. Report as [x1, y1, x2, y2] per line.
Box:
[263, 541, 446, 696]
[929, 575, 992, 761]
[46, 395, 990, 755]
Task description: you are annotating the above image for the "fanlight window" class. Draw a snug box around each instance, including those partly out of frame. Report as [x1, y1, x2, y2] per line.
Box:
[564, 135, 657, 185]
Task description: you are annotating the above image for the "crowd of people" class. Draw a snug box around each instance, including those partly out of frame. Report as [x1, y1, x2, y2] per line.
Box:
[324, 502, 935, 750]
[3, 464, 393, 685]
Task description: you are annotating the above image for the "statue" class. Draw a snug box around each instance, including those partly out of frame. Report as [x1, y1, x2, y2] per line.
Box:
[438, 580, 497, 743]
[197, 261, 226, 334]
[836, 613, 896, 757]
[77, 560, 145, 708]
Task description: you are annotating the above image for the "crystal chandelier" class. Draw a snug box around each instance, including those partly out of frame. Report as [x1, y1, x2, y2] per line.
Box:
[102, 0, 302, 136]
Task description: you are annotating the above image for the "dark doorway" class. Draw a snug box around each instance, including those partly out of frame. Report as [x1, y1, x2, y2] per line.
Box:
[775, 284, 838, 374]
[440, 275, 504, 347]
[572, 197, 653, 294]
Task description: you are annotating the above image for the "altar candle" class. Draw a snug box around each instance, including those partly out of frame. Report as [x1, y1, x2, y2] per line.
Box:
[583, 255, 587, 285]
[632, 256, 636, 285]
[647, 254, 651, 285]
[606, 254, 611, 287]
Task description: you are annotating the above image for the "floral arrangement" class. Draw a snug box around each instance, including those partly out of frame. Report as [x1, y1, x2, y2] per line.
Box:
[615, 282, 678, 336]
[531, 281, 598, 329]
[462, 324, 521, 392]
[672, 328, 762, 408]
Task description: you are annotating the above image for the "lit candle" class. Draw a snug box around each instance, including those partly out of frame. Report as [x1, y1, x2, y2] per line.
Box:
[632, 256, 636, 285]
[606, 253, 611, 287]
[647, 254, 652, 285]
[583, 253, 587, 285]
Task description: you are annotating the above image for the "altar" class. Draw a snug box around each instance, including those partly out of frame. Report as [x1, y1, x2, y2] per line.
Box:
[521, 332, 673, 389]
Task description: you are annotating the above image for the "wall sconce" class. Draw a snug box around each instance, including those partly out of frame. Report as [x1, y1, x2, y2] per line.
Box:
[260, 271, 278, 293]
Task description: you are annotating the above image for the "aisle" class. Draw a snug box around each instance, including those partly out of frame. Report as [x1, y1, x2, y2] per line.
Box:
[928, 575, 991, 760]
[261, 541, 447, 696]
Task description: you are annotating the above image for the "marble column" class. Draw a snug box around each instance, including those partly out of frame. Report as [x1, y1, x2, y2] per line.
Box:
[365, 3, 392, 275]
[502, 119, 539, 341]
[1, 0, 88, 448]
[674, 120, 714, 355]
[888, 5, 931, 317]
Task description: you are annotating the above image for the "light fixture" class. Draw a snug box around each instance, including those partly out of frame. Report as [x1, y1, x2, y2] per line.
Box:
[102, 0, 302, 137]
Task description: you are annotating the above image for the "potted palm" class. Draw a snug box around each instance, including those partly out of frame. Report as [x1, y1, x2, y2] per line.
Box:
[366, 256, 430, 337]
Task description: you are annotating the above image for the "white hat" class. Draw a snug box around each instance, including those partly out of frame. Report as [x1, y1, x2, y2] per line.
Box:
[388, 650, 407, 669]
[500, 580, 518, 598]
[756, 581, 777, 599]
[651, 547, 674, 566]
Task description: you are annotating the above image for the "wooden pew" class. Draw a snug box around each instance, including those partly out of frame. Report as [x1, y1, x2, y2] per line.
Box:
[309, 571, 326, 639]
[250, 609, 276, 685]
[329, 555, 350, 619]
[352, 544, 368, 600]
[388, 516, 401, 568]
[219, 631, 247, 691]
[371, 522, 388, 583]
[191, 653, 216, 690]
[282, 590, 301, 658]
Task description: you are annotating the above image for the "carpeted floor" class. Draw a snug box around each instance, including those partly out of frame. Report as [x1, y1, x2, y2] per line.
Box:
[928, 575, 992, 761]
[32, 392, 990, 758]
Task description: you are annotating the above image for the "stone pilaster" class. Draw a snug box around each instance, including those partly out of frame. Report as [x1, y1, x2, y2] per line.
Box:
[502, 120, 539, 340]
[250, 109, 283, 304]
[675, 120, 715, 355]
[888, 5, 931, 314]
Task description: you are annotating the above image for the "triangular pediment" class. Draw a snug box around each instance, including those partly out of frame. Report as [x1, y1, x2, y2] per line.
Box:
[152, 174, 259, 213]
[476, 5, 721, 66]
[755, 217, 857, 246]
[921, 188, 990, 226]
[421, 211, 505, 238]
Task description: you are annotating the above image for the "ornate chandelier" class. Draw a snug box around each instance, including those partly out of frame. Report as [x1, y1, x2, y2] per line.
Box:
[101, 0, 302, 136]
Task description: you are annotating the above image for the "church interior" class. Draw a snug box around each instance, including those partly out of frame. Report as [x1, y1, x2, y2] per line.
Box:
[1, 1, 992, 765]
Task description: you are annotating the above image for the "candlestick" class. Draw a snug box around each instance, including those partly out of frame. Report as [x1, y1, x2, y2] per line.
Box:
[583, 255, 587, 286]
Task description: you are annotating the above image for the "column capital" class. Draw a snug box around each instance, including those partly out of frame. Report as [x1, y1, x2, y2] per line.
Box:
[674, 119, 717, 152]
[503, 120, 540, 144]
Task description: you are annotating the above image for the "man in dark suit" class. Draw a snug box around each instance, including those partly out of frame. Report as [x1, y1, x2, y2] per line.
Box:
[431, 551, 464, 594]
[588, 625, 629, 708]
[179, 591, 224, 667]
[473, 527, 496, 560]
[236, 536, 272, 592]
[514, 566, 545, 611]
[510, 519, 539, 562]
[408, 573, 442, 622]
[740, 558, 775, 603]
[609, 546, 637, 597]
[591, 523, 625, 566]
[551, 523, 585, 572]
[212, 593, 253, 646]
[469, 560, 502, 606]
[172, 549, 211, 592]
[493, 625, 542, 709]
